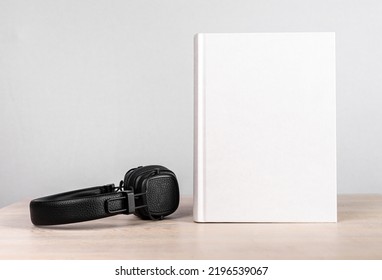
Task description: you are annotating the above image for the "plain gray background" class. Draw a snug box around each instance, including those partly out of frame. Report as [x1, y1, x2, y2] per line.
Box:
[1, 0, 381, 207]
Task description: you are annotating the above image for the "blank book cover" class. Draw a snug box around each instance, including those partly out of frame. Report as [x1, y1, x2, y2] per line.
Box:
[194, 33, 337, 222]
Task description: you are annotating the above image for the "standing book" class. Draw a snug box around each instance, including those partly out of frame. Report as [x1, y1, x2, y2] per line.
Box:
[194, 33, 337, 222]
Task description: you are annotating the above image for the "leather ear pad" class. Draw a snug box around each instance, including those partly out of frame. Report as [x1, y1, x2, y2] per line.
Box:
[123, 167, 140, 190]
[123, 165, 167, 190]
[123, 165, 178, 220]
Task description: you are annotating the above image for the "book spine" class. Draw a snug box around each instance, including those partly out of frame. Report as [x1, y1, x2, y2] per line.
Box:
[193, 34, 205, 222]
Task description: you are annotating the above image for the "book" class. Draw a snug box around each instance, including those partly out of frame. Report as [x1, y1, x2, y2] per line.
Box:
[194, 33, 337, 222]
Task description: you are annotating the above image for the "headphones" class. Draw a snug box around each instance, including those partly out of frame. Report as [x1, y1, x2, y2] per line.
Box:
[29, 165, 180, 226]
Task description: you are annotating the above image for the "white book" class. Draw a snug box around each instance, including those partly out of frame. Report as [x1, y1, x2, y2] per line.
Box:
[194, 33, 337, 222]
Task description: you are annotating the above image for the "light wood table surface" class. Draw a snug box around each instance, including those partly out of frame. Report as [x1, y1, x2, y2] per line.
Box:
[0, 195, 382, 259]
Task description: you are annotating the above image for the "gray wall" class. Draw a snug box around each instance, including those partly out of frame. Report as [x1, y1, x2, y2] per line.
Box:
[1, 0, 382, 207]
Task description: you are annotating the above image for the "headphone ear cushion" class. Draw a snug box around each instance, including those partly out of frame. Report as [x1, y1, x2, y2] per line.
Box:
[123, 165, 166, 191]
[132, 172, 151, 219]
[123, 167, 139, 190]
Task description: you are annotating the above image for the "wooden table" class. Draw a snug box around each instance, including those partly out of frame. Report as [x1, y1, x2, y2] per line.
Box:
[0, 195, 381, 259]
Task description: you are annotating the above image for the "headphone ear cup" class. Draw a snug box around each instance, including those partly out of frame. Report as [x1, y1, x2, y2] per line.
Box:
[123, 165, 179, 220]
[122, 166, 163, 219]
[133, 170, 158, 220]
[136, 170, 179, 220]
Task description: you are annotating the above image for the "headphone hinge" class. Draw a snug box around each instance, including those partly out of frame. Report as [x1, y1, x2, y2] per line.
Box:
[105, 191, 135, 214]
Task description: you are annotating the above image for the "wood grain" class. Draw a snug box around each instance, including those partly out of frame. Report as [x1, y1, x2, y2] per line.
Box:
[1, 195, 382, 259]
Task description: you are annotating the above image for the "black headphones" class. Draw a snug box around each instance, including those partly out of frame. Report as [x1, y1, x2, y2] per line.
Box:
[29, 165, 180, 226]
